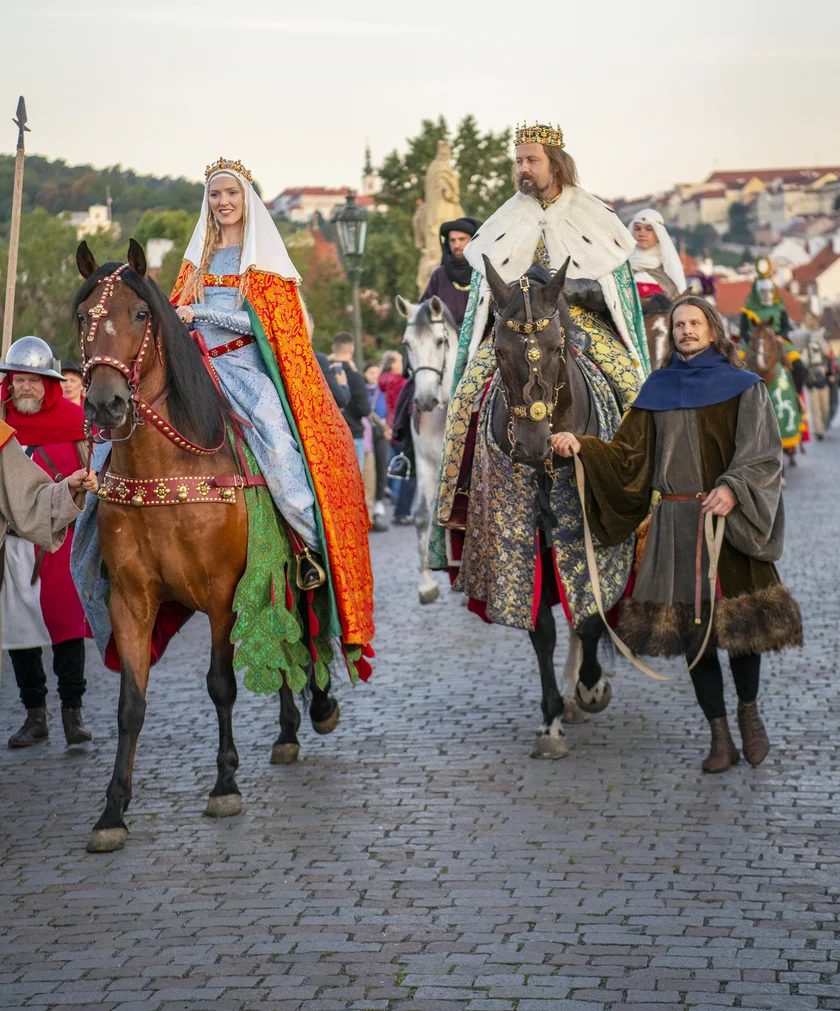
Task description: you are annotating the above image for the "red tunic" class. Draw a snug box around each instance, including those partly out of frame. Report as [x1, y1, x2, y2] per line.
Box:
[2, 377, 89, 644]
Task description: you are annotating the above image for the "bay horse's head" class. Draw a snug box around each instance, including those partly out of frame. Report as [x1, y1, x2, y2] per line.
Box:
[484, 254, 573, 466]
[74, 240, 227, 446]
[748, 321, 781, 380]
[395, 294, 456, 412]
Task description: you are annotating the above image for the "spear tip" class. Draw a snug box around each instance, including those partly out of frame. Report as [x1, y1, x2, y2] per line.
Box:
[13, 96, 30, 136]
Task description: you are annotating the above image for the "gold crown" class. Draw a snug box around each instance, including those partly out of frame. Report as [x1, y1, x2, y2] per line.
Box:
[514, 122, 565, 149]
[205, 157, 253, 183]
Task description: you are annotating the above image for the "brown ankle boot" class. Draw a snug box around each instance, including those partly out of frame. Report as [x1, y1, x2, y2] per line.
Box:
[702, 716, 740, 773]
[8, 708, 49, 748]
[62, 708, 92, 745]
[737, 700, 770, 766]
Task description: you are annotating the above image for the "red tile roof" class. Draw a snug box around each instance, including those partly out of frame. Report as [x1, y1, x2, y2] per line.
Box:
[715, 279, 804, 322]
[707, 167, 840, 187]
[793, 246, 840, 288]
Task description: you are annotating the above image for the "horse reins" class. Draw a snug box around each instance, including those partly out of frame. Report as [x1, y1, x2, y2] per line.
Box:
[81, 264, 225, 457]
[572, 451, 725, 681]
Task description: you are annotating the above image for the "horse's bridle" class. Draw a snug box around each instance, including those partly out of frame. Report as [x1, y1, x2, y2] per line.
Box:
[496, 276, 566, 449]
[408, 313, 451, 409]
[81, 265, 225, 456]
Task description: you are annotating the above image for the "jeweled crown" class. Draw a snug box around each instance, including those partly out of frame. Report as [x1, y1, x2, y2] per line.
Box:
[205, 157, 253, 184]
[514, 122, 565, 149]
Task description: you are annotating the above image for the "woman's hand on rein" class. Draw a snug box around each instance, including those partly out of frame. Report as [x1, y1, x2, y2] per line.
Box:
[551, 432, 580, 458]
[177, 306, 195, 325]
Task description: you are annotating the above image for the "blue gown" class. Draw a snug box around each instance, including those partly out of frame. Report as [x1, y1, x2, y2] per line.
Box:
[71, 245, 319, 660]
[191, 245, 318, 549]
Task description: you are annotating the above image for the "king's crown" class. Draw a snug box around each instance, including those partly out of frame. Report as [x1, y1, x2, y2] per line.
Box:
[205, 157, 253, 184]
[514, 123, 565, 149]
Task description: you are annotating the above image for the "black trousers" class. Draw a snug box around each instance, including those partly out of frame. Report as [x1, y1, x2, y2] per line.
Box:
[372, 428, 389, 502]
[688, 652, 760, 723]
[9, 639, 87, 710]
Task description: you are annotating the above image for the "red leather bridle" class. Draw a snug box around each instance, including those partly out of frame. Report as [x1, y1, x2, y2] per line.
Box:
[81, 265, 225, 456]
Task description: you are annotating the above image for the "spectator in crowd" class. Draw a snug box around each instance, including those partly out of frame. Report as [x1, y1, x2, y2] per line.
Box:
[330, 332, 369, 468]
[379, 351, 415, 525]
[60, 362, 85, 407]
[315, 349, 350, 410]
[363, 362, 389, 532]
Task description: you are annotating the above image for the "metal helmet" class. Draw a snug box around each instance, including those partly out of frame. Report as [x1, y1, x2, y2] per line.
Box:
[0, 336, 65, 380]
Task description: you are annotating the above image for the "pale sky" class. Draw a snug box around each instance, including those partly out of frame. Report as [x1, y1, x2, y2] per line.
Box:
[1, 0, 838, 204]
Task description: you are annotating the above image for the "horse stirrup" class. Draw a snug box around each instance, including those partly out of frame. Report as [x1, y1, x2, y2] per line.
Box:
[296, 547, 326, 591]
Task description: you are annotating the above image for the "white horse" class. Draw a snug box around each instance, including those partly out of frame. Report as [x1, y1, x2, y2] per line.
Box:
[395, 295, 456, 605]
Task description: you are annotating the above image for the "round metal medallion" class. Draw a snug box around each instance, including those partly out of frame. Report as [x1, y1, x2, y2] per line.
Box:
[529, 401, 548, 422]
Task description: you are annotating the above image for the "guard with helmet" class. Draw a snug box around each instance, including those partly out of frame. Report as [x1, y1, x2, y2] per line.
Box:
[0, 337, 93, 748]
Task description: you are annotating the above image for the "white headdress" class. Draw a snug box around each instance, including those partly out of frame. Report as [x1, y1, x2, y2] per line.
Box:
[629, 208, 686, 293]
[183, 158, 300, 282]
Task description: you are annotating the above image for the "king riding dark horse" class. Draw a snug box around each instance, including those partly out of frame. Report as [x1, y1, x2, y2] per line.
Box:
[480, 254, 624, 758]
[73, 240, 339, 853]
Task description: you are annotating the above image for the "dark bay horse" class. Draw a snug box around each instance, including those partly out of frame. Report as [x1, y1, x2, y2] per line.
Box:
[74, 240, 338, 853]
[481, 255, 620, 758]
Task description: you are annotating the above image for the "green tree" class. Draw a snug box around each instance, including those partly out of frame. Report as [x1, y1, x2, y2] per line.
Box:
[359, 114, 514, 329]
[0, 208, 124, 359]
[725, 201, 753, 245]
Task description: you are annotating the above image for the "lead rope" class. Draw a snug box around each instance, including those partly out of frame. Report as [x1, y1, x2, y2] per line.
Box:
[572, 451, 725, 681]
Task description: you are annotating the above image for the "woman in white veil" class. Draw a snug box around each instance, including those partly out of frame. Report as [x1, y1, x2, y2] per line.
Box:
[629, 208, 686, 301]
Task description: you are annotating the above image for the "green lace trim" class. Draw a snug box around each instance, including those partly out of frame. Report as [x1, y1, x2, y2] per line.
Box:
[231, 439, 334, 696]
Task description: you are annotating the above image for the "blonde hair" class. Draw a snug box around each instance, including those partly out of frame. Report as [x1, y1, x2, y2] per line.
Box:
[178, 174, 248, 306]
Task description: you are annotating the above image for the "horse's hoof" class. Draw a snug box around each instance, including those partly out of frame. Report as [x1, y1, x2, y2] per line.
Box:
[575, 677, 613, 714]
[561, 697, 588, 724]
[311, 699, 340, 735]
[270, 742, 300, 765]
[204, 793, 242, 818]
[530, 730, 569, 760]
[86, 827, 128, 853]
[418, 584, 440, 605]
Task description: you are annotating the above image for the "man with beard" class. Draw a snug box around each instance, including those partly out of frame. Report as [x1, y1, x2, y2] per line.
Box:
[1, 337, 93, 749]
[430, 122, 648, 570]
[421, 216, 482, 330]
[552, 298, 802, 772]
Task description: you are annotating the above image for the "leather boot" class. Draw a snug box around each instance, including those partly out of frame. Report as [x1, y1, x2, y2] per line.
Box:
[702, 716, 740, 773]
[8, 708, 48, 748]
[737, 700, 770, 766]
[62, 707, 92, 745]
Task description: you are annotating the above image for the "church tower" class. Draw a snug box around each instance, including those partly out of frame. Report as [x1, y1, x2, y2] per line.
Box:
[361, 144, 380, 197]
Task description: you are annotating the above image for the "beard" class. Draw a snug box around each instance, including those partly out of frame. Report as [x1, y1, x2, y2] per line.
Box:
[12, 395, 44, 415]
[517, 174, 550, 199]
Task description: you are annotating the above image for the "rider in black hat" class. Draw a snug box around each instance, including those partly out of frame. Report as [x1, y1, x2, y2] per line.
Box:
[420, 216, 482, 330]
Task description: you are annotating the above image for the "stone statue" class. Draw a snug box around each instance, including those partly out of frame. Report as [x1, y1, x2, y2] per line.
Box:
[415, 140, 466, 296]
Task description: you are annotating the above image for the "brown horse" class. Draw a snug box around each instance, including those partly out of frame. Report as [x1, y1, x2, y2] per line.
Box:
[74, 240, 338, 853]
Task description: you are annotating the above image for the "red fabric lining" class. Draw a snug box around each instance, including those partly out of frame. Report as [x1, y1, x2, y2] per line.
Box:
[103, 602, 194, 672]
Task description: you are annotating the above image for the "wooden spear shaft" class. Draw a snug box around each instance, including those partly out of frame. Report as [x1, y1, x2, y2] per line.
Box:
[2, 97, 30, 359]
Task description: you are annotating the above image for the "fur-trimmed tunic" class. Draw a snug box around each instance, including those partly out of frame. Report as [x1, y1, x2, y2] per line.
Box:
[579, 382, 803, 657]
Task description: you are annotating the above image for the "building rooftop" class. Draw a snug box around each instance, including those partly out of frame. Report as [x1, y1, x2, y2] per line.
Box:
[707, 167, 840, 188]
[715, 279, 804, 322]
[793, 246, 840, 288]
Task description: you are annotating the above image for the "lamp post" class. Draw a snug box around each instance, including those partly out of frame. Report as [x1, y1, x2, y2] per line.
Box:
[334, 191, 368, 371]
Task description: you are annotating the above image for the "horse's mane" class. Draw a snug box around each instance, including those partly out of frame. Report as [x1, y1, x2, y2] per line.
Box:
[73, 262, 229, 446]
[641, 293, 672, 316]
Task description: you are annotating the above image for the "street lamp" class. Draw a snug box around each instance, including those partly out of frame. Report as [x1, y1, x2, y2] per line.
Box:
[334, 191, 368, 370]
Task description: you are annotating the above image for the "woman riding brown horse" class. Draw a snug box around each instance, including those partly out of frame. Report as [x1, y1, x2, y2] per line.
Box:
[73, 241, 341, 853]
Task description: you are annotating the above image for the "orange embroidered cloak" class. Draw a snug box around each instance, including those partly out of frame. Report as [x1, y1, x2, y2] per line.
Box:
[171, 263, 374, 650]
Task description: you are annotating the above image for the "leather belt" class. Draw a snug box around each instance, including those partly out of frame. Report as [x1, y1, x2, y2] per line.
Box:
[660, 493, 707, 624]
[98, 472, 247, 506]
[207, 336, 255, 358]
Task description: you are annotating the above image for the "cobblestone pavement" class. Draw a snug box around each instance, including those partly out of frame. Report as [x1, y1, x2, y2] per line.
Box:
[1, 435, 839, 1011]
